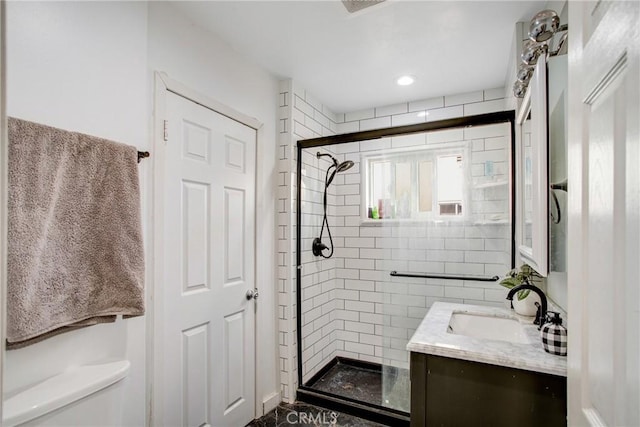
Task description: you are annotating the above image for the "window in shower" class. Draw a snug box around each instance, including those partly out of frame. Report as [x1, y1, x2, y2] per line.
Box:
[364, 148, 466, 220]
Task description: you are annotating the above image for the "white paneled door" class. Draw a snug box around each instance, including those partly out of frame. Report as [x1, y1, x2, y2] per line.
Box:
[162, 91, 256, 427]
[568, 2, 639, 426]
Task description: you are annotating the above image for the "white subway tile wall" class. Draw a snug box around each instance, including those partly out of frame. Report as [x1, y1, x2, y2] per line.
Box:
[278, 82, 512, 400]
[318, 121, 511, 371]
[279, 80, 344, 399]
[299, 147, 342, 383]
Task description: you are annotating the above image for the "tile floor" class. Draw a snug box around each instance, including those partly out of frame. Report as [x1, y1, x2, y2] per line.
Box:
[246, 402, 387, 427]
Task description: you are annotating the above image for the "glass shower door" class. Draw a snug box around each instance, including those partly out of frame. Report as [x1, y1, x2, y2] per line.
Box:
[369, 123, 512, 412]
[297, 118, 513, 417]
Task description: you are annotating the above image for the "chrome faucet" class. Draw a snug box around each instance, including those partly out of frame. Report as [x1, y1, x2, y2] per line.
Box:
[506, 283, 547, 329]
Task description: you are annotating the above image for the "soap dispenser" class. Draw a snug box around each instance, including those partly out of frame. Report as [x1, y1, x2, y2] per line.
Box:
[540, 311, 567, 356]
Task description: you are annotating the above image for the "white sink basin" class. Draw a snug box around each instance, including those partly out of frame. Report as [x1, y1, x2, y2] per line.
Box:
[447, 312, 531, 344]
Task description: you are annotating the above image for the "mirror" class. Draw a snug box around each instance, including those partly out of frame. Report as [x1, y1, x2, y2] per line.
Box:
[522, 108, 532, 249]
[516, 57, 548, 276]
[546, 53, 568, 308]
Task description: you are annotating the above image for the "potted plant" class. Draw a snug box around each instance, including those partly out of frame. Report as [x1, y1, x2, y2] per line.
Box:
[499, 264, 542, 316]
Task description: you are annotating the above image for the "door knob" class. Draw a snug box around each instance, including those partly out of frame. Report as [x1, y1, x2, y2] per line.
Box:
[246, 289, 259, 300]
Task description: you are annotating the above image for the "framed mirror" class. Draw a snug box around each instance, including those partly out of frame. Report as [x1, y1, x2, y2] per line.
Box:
[516, 57, 548, 276]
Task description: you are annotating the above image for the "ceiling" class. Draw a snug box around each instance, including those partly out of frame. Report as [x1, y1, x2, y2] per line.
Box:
[169, 1, 544, 113]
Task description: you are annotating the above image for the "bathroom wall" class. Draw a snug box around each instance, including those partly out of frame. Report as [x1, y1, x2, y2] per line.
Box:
[334, 89, 506, 133]
[147, 2, 280, 415]
[277, 81, 296, 401]
[5, 1, 280, 424]
[5, 2, 148, 425]
[504, 21, 527, 114]
[277, 80, 341, 397]
[299, 148, 340, 382]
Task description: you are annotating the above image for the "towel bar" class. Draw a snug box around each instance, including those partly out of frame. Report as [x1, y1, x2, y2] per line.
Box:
[137, 151, 150, 163]
[390, 271, 500, 282]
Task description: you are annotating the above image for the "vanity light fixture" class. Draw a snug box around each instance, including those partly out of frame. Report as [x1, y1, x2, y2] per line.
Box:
[521, 40, 546, 66]
[516, 64, 535, 83]
[529, 9, 560, 42]
[397, 75, 415, 86]
[512, 9, 568, 98]
[513, 81, 527, 98]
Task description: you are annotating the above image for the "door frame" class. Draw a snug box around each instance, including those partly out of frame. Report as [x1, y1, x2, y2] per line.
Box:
[0, 2, 6, 422]
[149, 72, 264, 426]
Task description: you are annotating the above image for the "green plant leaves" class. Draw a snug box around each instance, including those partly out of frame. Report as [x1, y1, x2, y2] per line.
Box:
[499, 263, 538, 301]
[516, 289, 531, 301]
[499, 277, 519, 289]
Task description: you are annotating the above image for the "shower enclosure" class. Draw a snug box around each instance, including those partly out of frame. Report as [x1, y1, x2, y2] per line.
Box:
[295, 112, 515, 424]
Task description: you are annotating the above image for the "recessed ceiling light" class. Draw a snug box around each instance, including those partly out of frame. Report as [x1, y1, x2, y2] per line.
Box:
[396, 75, 415, 86]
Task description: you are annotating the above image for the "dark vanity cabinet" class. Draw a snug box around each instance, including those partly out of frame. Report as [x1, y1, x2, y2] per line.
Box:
[410, 352, 567, 427]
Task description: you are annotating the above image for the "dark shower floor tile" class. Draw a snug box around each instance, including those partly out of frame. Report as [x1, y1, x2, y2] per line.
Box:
[305, 361, 410, 412]
[309, 363, 383, 406]
[246, 402, 387, 427]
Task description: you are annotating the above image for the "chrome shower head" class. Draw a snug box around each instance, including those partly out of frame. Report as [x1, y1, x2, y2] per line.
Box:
[529, 9, 560, 42]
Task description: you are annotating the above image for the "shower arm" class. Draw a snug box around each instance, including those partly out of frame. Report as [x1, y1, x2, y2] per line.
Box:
[317, 152, 338, 167]
[550, 179, 567, 192]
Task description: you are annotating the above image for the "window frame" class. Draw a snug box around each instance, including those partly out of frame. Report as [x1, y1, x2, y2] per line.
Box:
[361, 143, 470, 222]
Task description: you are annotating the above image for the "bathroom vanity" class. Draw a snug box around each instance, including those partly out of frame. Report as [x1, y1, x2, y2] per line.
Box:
[407, 302, 567, 427]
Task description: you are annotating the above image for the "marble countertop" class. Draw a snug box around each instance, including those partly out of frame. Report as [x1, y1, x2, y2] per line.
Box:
[406, 302, 567, 377]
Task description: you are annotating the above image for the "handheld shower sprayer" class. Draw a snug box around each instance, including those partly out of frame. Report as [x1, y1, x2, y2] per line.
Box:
[313, 151, 355, 258]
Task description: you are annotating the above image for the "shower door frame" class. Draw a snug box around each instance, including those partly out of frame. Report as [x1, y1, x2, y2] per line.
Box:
[295, 110, 516, 425]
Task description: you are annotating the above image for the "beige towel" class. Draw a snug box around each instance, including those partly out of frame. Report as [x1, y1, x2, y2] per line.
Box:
[7, 117, 145, 349]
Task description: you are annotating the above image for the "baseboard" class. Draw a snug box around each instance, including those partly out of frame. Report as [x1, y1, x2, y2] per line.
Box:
[262, 391, 280, 414]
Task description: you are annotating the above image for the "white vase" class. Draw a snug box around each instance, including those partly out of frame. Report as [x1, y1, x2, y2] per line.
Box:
[512, 291, 541, 317]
